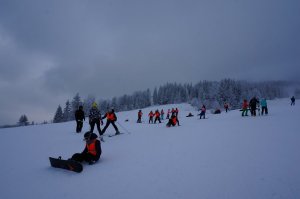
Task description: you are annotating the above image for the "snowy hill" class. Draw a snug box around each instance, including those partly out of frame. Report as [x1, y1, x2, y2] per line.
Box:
[0, 99, 299, 199]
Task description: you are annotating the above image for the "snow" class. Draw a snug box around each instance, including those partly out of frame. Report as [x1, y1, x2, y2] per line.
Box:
[0, 99, 299, 199]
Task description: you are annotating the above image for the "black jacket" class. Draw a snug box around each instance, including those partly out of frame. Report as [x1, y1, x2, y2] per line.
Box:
[75, 109, 85, 121]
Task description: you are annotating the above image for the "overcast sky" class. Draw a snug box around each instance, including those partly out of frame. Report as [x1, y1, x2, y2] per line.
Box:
[0, 0, 299, 125]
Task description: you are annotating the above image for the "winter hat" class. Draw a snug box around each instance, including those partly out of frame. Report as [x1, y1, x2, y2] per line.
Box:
[84, 131, 98, 140]
[92, 102, 97, 108]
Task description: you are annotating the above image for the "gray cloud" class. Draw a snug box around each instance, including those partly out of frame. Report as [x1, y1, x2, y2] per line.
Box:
[0, 0, 299, 125]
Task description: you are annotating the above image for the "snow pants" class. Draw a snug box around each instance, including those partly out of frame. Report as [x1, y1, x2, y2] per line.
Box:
[71, 152, 99, 163]
[101, 120, 119, 135]
[76, 120, 83, 133]
[261, 106, 268, 115]
[90, 119, 101, 136]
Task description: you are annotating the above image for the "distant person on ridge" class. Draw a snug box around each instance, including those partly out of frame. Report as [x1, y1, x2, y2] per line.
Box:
[101, 109, 120, 135]
[249, 97, 259, 116]
[154, 110, 161, 124]
[224, 103, 229, 113]
[148, 111, 154, 123]
[199, 105, 206, 119]
[160, 109, 164, 120]
[88, 102, 102, 136]
[166, 109, 171, 119]
[137, 110, 143, 123]
[75, 105, 85, 133]
[260, 98, 268, 115]
[291, 96, 295, 106]
[241, 99, 249, 117]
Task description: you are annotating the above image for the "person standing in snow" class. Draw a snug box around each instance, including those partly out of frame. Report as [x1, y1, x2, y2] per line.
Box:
[166, 109, 171, 119]
[175, 108, 179, 117]
[148, 111, 154, 124]
[137, 110, 143, 123]
[291, 96, 296, 106]
[241, 99, 249, 117]
[101, 109, 120, 135]
[249, 97, 259, 116]
[75, 105, 85, 133]
[88, 102, 102, 136]
[260, 98, 268, 115]
[70, 131, 101, 165]
[199, 105, 206, 119]
[160, 109, 164, 120]
[154, 110, 161, 124]
[224, 103, 229, 113]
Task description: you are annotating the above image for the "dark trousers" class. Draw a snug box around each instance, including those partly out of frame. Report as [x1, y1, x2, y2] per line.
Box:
[250, 107, 256, 116]
[90, 119, 101, 135]
[101, 120, 119, 135]
[71, 152, 99, 163]
[166, 120, 175, 127]
[76, 120, 83, 133]
[261, 106, 268, 115]
[200, 112, 205, 119]
[154, 117, 161, 123]
[242, 109, 248, 116]
[149, 117, 153, 123]
[137, 116, 142, 123]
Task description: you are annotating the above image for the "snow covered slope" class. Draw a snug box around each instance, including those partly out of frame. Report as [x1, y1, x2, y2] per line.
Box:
[0, 99, 299, 199]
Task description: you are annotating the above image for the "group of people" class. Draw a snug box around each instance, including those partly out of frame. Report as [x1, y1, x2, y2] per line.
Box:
[71, 96, 297, 165]
[241, 97, 268, 117]
[72, 102, 121, 165]
[136, 108, 180, 127]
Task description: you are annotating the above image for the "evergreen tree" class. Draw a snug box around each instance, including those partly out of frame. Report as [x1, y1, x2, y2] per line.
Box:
[18, 114, 29, 126]
[63, 100, 71, 122]
[53, 105, 64, 123]
[153, 87, 158, 105]
[71, 93, 82, 120]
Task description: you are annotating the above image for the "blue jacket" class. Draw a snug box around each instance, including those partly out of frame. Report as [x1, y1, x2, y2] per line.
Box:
[260, 99, 267, 107]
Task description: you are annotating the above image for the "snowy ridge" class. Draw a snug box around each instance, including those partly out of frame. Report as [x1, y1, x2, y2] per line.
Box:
[0, 99, 299, 199]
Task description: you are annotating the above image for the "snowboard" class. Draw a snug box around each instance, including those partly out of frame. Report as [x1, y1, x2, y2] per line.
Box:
[49, 157, 83, 173]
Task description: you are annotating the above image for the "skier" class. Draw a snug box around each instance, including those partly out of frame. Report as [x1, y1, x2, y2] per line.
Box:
[154, 110, 161, 124]
[166, 113, 180, 127]
[261, 98, 268, 115]
[166, 109, 171, 119]
[224, 103, 229, 113]
[75, 105, 85, 133]
[291, 96, 295, 106]
[148, 111, 154, 123]
[88, 102, 102, 136]
[101, 109, 120, 135]
[249, 97, 259, 116]
[160, 109, 164, 120]
[241, 99, 249, 117]
[199, 105, 206, 119]
[70, 131, 101, 165]
[137, 110, 143, 123]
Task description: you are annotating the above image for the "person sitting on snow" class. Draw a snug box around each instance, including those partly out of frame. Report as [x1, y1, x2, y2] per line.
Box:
[166, 113, 180, 127]
[70, 132, 101, 165]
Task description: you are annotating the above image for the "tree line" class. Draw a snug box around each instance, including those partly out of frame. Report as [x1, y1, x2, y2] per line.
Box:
[53, 79, 290, 123]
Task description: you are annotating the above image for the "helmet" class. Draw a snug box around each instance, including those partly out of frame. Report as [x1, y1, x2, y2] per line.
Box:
[84, 131, 98, 140]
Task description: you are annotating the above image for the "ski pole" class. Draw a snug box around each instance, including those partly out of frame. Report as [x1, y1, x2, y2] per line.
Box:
[116, 121, 131, 134]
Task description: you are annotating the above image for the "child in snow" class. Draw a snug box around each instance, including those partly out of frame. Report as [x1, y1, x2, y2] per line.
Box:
[241, 99, 249, 117]
[70, 132, 101, 165]
[148, 111, 154, 123]
[260, 98, 268, 115]
[199, 105, 206, 119]
[154, 110, 161, 123]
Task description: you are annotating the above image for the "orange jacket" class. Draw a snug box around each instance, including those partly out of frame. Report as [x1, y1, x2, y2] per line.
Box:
[86, 140, 97, 156]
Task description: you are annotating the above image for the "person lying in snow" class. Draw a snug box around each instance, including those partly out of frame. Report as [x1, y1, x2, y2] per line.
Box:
[70, 132, 101, 165]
